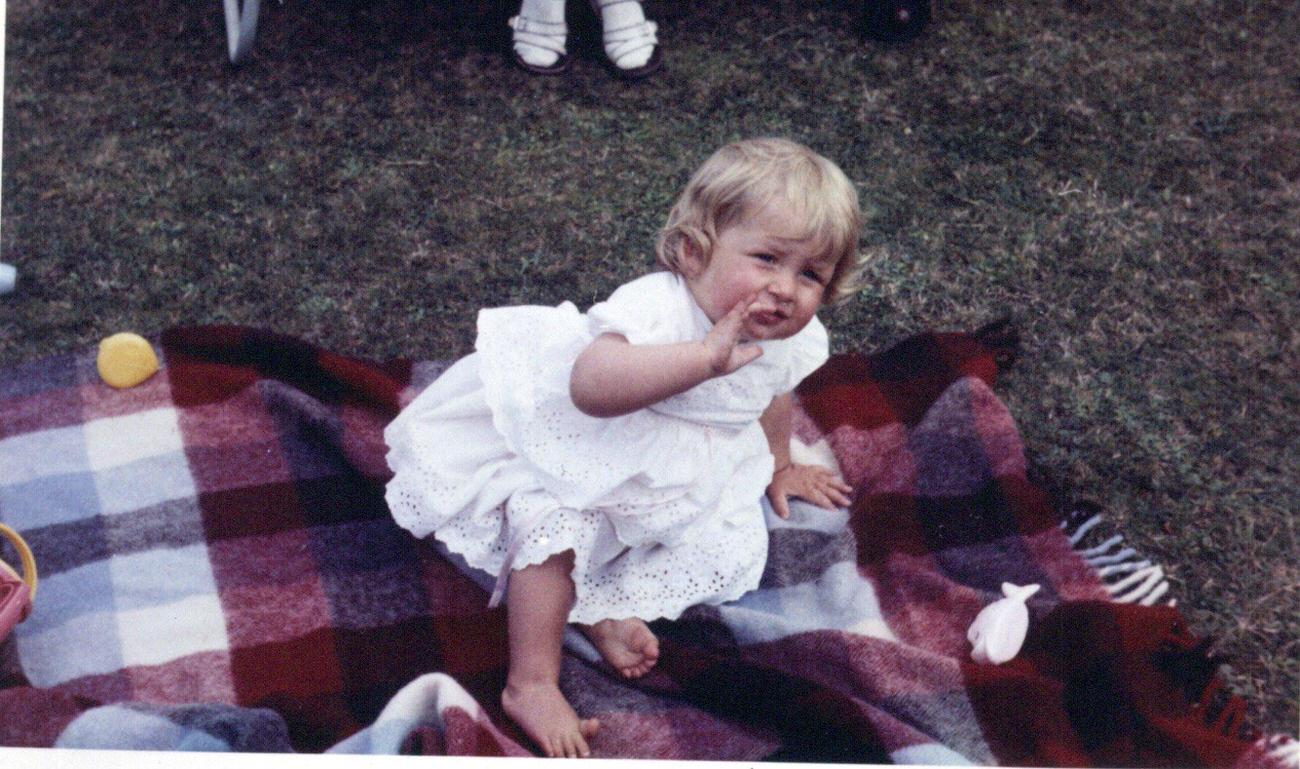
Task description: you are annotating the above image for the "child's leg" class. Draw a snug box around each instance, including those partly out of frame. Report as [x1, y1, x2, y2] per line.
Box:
[579, 618, 659, 679]
[502, 550, 600, 758]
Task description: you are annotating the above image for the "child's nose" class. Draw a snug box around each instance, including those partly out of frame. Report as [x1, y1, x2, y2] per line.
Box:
[768, 272, 795, 300]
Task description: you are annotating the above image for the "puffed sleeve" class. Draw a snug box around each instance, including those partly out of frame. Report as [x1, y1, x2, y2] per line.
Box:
[780, 315, 830, 392]
[585, 272, 688, 346]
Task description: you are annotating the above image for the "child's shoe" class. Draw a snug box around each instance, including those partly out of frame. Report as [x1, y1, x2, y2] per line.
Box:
[510, 0, 569, 74]
[590, 0, 661, 79]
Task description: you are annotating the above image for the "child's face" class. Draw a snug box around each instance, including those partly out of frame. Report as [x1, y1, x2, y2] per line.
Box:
[684, 201, 833, 341]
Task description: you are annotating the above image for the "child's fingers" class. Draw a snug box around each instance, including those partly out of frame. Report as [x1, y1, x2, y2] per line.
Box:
[826, 487, 852, 508]
[768, 489, 790, 519]
[724, 292, 760, 327]
[813, 472, 852, 500]
[787, 488, 823, 511]
[812, 476, 851, 508]
[811, 468, 853, 494]
[574, 731, 592, 759]
[788, 472, 852, 510]
[707, 295, 755, 354]
[733, 343, 763, 369]
[724, 292, 764, 337]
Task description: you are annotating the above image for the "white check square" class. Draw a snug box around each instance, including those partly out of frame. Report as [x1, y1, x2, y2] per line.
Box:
[94, 452, 197, 516]
[16, 610, 124, 687]
[82, 407, 184, 473]
[108, 543, 221, 610]
[0, 423, 90, 486]
[115, 593, 230, 669]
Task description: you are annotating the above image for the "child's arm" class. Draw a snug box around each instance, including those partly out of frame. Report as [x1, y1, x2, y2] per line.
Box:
[760, 392, 796, 472]
[570, 293, 762, 418]
[760, 392, 853, 518]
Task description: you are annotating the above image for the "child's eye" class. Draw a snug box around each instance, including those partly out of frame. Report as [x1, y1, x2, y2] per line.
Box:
[751, 253, 777, 263]
[801, 269, 826, 284]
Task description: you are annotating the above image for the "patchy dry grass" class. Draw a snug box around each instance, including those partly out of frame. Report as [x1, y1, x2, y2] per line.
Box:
[3, 0, 1297, 734]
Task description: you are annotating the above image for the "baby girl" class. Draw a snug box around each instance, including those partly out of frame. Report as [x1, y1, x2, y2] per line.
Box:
[384, 137, 861, 757]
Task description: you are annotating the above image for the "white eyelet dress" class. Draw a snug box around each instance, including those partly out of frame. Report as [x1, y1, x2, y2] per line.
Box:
[383, 272, 829, 624]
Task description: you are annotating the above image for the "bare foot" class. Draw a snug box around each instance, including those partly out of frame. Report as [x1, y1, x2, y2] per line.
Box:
[502, 681, 600, 758]
[580, 618, 660, 678]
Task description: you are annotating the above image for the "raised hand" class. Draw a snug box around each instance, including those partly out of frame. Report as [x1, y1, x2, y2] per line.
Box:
[765, 463, 853, 519]
[701, 293, 763, 375]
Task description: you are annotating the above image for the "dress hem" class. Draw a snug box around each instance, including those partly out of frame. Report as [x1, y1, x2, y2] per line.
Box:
[421, 517, 762, 625]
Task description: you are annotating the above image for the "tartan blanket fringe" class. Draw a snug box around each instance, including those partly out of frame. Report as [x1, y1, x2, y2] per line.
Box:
[0, 323, 1294, 766]
[1058, 503, 1172, 606]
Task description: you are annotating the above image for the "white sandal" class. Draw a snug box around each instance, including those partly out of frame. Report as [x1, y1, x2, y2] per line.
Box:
[589, 0, 662, 79]
[508, 14, 569, 75]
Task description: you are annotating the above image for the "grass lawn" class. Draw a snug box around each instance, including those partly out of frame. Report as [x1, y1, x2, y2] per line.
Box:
[2, 0, 1296, 735]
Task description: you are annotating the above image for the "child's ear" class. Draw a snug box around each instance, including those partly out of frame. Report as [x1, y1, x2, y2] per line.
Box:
[679, 239, 707, 278]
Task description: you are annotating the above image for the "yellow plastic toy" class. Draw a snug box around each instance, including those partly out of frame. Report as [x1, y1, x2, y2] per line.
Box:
[97, 332, 160, 389]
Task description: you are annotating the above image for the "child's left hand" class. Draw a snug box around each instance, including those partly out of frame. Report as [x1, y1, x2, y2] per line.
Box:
[766, 464, 853, 519]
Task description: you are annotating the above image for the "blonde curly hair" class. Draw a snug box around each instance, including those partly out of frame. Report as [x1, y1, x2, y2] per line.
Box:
[655, 138, 863, 303]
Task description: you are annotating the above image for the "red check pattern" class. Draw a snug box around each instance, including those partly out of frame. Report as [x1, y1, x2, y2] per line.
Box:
[0, 324, 1290, 765]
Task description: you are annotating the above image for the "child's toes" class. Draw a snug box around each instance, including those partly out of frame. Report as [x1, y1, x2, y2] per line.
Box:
[622, 659, 653, 679]
[636, 627, 660, 654]
[580, 717, 600, 739]
[566, 731, 590, 758]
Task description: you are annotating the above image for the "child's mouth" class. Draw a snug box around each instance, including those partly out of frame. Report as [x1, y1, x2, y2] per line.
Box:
[750, 309, 785, 326]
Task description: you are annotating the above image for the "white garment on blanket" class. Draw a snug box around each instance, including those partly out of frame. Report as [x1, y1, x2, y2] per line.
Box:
[383, 272, 829, 623]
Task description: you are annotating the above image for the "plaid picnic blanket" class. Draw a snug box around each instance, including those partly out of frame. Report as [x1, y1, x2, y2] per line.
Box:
[0, 324, 1293, 765]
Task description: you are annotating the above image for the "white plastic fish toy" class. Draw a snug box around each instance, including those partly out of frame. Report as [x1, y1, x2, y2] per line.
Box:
[967, 582, 1041, 665]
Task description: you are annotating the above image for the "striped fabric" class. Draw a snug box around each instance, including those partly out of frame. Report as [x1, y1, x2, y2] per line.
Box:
[0, 324, 1291, 765]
